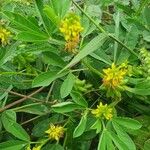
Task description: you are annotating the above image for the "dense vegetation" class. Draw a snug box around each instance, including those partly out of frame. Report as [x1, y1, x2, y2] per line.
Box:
[0, 0, 150, 150]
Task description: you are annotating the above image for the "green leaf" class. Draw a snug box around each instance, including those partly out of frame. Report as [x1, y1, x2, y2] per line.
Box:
[32, 70, 68, 87]
[42, 52, 66, 68]
[17, 31, 48, 42]
[106, 132, 115, 150]
[70, 91, 88, 107]
[0, 42, 19, 66]
[50, 0, 71, 18]
[60, 34, 107, 72]
[90, 49, 112, 65]
[3, 11, 43, 33]
[90, 119, 102, 134]
[98, 129, 115, 150]
[34, 0, 52, 35]
[0, 140, 28, 150]
[125, 81, 150, 96]
[1, 110, 16, 122]
[143, 6, 150, 29]
[44, 5, 60, 26]
[0, 85, 13, 108]
[60, 73, 76, 98]
[125, 25, 139, 49]
[108, 131, 129, 150]
[112, 117, 142, 130]
[144, 139, 150, 150]
[127, 87, 150, 96]
[97, 130, 107, 150]
[1, 111, 30, 141]
[43, 143, 64, 150]
[32, 114, 61, 137]
[0, 120, 2, 132]
[16, 103, 49, 115]
[81, 16, 96, 37]
[73, 113, 87, 138]
[112, 121, 136, 150]
[52, 102, 83, 113]
[143, 31, 150, 42]
[3, 11, 49, 42]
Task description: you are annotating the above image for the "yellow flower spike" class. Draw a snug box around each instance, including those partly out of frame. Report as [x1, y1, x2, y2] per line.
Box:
[45, 124, 64, 141]
[0, 27, 11, 46]
[91, 102, 113, 120]
[59, 13, 83, 53]
[102, 63, 127, 89]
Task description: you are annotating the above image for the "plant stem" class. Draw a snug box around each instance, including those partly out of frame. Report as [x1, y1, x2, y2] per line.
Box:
[0, 88, 53, 104]
[82, 59, 103, 77]
[114, 11, 120, 63]
[136, 0, 149, 16]
[72, 0, 139, 58]
[72, 0, 106, 34]
[46, 81, 55, 102]
[21, 115, 42, 125]
[0, 87, 44, 113]
[0, 71, 36, 76]
[11, 102, 41, 111]
[109, 98, 121, 107]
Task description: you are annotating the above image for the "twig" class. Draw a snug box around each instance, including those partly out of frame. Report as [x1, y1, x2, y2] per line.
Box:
[21, 115, 42, 125]
[0, 88, 46, 103]
[46, 81, 55, 102]
[0, 87, 44, 113]
[71, 0, 139, 58]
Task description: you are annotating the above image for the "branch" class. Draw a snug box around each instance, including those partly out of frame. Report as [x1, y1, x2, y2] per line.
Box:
[0, 87, 44, 113]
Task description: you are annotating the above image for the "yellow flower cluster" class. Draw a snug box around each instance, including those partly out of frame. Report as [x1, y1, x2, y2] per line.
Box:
[59, 13, 83, 53]
[0, 27, 11, 46]
[102, 63, 127, 89]
[45, 124, 64, 141]
[91, 102, 113, 120]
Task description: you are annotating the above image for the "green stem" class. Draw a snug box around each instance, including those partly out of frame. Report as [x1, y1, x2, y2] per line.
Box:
[109, 34, 139, 58]
[0, 71, 36, 76]
[72, 0, 139, 58]
[114, 11, 120, 63]
[101, 120, 106, 129]
[109, 98, 121, 107]
[82, 59, 103, 77]
[48, 38, 65, 45]
[46, 81, 55, 102]
[30, 141, 42, 144]
[21, 115, 41, 125]
[71, 68, 88, 72]
[136, 0, 149, 16]
[41, 139, 50, 147]
[11, 102, 41, 111]
[72, 0, 106, 34]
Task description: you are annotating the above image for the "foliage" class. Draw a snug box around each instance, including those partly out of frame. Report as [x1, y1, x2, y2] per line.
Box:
[0, 0, 150, 150]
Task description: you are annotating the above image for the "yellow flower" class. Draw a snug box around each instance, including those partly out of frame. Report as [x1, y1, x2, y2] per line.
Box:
[102, 63, 127, 89]
[45, 124, 64, 141]
[0, 27, 11, 46]
[59, 13, 83, 52]
[91, 102, 113, 120]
